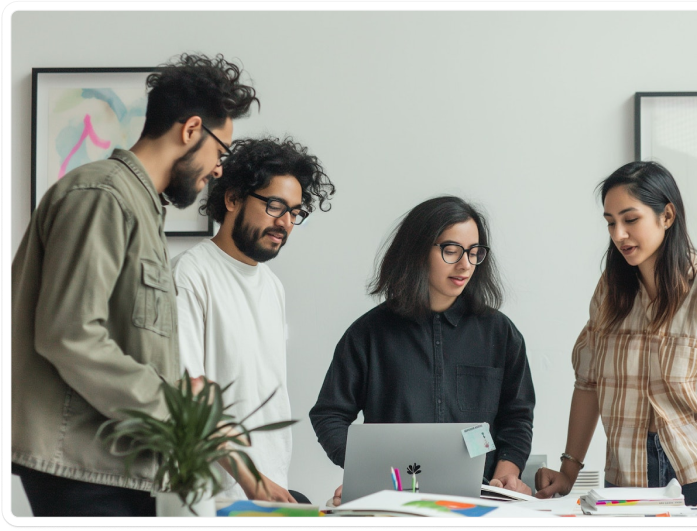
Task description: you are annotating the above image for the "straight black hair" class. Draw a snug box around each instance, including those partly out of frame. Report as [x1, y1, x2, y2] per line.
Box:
[370, 196, 503, 319]
[598, 161, 695, 331]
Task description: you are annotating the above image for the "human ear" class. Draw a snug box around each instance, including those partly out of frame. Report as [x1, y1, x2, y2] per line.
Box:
[661, 203, 676, 230]
[180, 116, 203, 146]
[224, 189, 238, 213]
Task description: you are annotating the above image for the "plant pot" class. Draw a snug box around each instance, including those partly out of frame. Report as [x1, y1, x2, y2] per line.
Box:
[155, 490, 216, 517]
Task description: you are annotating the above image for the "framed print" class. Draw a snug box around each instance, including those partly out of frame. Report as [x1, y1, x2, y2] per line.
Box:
[635, 92, 697, 238]
[31, 67, 213, 236]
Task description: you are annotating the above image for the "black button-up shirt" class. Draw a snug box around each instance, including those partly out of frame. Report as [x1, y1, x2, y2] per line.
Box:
[309, 296, 535, 480]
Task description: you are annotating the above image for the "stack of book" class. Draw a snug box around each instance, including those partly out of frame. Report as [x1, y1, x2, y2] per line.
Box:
[579, 478, 685, 516]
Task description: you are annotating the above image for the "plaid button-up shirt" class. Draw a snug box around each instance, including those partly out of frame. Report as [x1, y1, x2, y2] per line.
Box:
[573, 266, 697, 487]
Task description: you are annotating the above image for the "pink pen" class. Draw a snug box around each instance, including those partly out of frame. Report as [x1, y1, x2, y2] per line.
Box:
[394, 468, 402, 491]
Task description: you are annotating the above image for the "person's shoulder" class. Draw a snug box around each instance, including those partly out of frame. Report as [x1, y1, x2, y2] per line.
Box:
[588, 274, 607, 318]
[60, 157, 126, 189]
[173, 240, 212, 268]
[171, 241, 215, 287]
[38, 158, 127, 209]
[469, 308, 523, 338]
[345, 302, 399, 334]
[257, 263, 285, 291]
[258, 262, 280, 281]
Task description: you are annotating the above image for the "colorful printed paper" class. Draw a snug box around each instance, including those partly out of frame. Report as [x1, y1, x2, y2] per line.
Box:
[216, 499, 320, 517]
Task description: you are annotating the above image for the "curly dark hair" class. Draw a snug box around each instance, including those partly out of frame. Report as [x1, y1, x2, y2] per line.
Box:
[203, 137, 335, 223]
[140, 53, 259, 139]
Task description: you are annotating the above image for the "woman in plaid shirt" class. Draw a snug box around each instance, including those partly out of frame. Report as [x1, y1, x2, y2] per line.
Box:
[535, 161, 697, 506]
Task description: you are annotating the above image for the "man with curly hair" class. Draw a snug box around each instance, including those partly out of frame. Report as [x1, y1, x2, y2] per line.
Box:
[172, 137, 335, 504]
[12, 53, 258, 516]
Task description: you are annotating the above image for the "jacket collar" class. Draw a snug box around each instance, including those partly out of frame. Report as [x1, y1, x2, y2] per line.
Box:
[109, 149, 163, 215]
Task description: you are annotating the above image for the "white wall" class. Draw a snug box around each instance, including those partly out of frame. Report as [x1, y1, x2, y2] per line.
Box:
[10, 10, 697, 511]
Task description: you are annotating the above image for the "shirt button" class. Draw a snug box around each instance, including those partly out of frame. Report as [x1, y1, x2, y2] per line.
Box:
[435, 340, 440, 346]
[435, 315, 440, 320]
[438, 399, 442, 404]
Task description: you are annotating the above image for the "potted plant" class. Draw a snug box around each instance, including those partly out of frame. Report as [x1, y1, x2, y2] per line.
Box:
[98, 371, 295, 516]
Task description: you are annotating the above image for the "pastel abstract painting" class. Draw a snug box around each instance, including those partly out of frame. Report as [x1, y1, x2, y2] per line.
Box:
[47, 87, 146, 183]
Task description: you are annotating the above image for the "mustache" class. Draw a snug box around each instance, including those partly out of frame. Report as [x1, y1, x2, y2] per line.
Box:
[263, 227, 288, 239]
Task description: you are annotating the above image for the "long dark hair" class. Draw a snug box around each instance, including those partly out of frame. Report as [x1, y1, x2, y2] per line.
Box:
[598, 161, 695, 331]
[369, 196, 503, 319]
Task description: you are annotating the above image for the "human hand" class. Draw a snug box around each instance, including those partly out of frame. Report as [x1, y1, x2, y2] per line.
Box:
[241, 472, 297, 503]
[332, 484, 342, 507]
[534, 467, 573, 498]
[489, 474, 532, 495]
[189, 375, 207, 396]
[175, 374, 208, 396]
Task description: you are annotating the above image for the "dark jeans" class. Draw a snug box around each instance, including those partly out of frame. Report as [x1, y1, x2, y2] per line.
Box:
[13, 464, 156, 516]
[604, 432, 697, 506]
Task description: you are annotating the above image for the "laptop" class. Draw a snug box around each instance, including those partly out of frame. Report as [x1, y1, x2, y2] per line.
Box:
[341, 423, 487, 504]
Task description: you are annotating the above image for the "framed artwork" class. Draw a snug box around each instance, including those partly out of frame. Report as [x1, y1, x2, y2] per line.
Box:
[635, 92, 697, 238]
[31, 67, 213, 236]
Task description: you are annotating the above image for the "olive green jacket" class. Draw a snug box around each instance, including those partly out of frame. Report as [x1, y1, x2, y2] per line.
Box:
[12, 149, 180, 491]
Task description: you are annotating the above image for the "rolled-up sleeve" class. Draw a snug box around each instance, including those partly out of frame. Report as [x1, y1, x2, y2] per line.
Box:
[572, 279, 604, 391]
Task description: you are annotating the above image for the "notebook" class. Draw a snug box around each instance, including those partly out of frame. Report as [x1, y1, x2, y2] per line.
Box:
[341, 423, 487, 504]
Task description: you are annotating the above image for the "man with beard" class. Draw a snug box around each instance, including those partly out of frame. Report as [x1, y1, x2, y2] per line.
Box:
[12, 53, 258, 516]
[171, 137, 335, 503]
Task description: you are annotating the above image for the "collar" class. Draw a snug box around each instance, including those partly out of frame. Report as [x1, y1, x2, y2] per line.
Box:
[440, 296, 468, 327]
[109, 149, 163, 215]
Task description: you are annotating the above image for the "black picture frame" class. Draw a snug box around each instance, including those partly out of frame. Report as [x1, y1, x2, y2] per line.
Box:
[31, 67, 214, 237]
[634, 91, 697, 160]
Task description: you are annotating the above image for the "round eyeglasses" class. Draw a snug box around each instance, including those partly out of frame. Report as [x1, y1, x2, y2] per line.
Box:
[249, 192, 310, 226]
[433, 243, 489, 265]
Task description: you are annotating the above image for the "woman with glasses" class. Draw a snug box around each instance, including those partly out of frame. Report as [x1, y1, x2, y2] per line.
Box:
[310, 195, 535, 504]
[534, 161, 697, 506]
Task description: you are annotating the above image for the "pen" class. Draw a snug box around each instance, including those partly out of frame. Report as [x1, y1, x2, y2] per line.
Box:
[390, 467, 398, 490]
[395, 468, 402, 491]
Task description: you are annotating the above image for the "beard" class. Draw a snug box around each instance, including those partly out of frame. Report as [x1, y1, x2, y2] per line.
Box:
[232, 203, 288, 263]
[164, 138, 206, 209]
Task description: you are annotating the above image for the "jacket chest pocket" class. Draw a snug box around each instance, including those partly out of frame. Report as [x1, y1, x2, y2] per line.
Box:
[457, 365, 504, 413]
[132, 259, 173, 337]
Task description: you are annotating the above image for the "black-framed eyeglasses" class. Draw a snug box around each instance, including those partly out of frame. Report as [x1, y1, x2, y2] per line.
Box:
[433, 243, 489, 265]
[201, 123, 233, 167]
[249, 192, 310, 226]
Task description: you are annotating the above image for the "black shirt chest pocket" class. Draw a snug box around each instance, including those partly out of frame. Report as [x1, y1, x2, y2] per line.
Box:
[132, 259, 173, 337]
[456, 365, 504, 413]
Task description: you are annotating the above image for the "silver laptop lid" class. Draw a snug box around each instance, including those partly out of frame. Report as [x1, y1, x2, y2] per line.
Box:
[341, 423, 486, 504]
